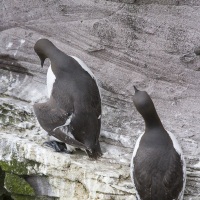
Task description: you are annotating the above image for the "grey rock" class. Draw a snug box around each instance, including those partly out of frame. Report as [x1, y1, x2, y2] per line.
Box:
[0, 0, 200, 199]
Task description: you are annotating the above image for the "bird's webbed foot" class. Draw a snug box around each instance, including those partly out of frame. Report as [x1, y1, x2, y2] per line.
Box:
[43, 141, 73, 154]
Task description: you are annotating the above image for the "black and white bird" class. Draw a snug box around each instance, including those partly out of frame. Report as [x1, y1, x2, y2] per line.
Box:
[33, 39, 102, 159]
[130, 86, 186, 200]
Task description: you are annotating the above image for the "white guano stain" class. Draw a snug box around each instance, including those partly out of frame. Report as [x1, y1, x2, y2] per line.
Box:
[14, 39, 26, 57]
[20, 39, 25, 44]
[6, 42, 13, 49]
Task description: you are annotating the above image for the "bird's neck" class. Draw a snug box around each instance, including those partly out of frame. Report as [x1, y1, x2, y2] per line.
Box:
[46, 47, 62, 60]
[143, 111, 165, 132]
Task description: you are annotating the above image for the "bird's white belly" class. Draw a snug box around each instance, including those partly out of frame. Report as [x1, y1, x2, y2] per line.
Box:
[130, 133, 144, 200]
[167, 131, 186, 200]
[47, 64, 56, 98]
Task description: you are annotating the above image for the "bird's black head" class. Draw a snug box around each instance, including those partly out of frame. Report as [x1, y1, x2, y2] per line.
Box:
[34, 38, 54, 67]
[133, 86, 156, 118]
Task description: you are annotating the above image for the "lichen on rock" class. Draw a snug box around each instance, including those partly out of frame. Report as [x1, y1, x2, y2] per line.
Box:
[0, 101, 35, 130]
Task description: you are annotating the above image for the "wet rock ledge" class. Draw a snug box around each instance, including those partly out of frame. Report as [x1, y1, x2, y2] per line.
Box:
[1, 0, 200, 199]
[0, 98, 134, 200]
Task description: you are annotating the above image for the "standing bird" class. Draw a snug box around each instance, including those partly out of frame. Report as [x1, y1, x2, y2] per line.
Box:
[33, 38, 102, 159]
[130, 86, 186, 200]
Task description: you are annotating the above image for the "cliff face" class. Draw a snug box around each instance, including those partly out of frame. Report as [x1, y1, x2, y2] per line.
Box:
[0, 0, 200, 199]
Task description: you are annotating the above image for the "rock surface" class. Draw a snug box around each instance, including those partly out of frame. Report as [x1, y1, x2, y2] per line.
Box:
[0, 0, 200, 199]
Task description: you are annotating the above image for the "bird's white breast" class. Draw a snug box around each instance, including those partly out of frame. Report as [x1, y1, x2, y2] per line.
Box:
[47, 64, 56, 98]
[130, 133, 144, 200]
[167, 131, 186, 200]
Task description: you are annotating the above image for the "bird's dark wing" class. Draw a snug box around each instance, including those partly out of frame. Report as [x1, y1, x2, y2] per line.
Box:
[33, 101, 67, 132]
[90, 84, 101, 117]
[49, 128, 88, 150]
[87, 79, 101, 145]
[33, 101, 90, 151]
[162, 149, 184, 199]
[133, 147, 184, 200]
[133, 150, 152, 199]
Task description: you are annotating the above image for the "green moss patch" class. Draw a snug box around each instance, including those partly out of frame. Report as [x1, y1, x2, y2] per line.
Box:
[0, 159, 40, 176]
[11, 195, 58, 200]
[0, 160, 28, 175]
[11, 195, 36, 200]
[5, 173, 35, 196]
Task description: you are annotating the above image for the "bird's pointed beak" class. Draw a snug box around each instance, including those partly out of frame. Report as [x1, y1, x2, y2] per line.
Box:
[134, 86, 139, 93]
[41, 60, 44, 68]
[38, 54, 46, 68]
